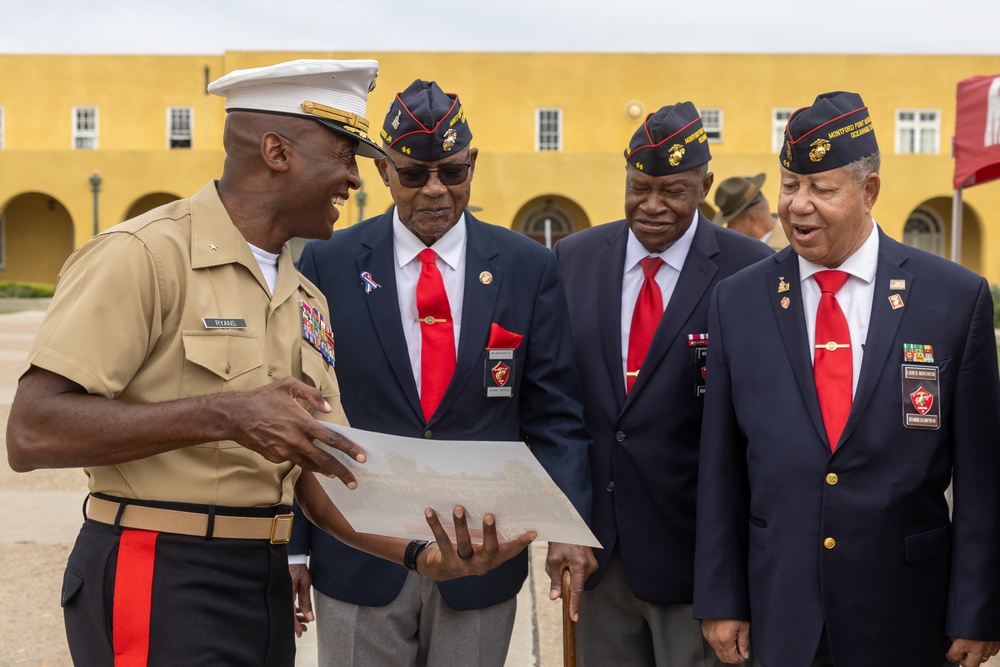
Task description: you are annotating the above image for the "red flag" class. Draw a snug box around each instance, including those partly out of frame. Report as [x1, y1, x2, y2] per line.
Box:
[953, 74, 1000, 190]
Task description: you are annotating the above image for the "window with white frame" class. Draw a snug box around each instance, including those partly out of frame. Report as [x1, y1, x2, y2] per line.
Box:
[535, 108, 562, 152]
[698, 108, 723, 143]
[168, 106, 193, 149]
[73, 106, 98, 149]
[772, 108, 795, 153]
[896, 109, 940, 154]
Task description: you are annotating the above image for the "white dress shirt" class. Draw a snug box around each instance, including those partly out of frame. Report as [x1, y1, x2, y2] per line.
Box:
[393, 210, 467, 396]
[798, 222, 879, 397]
[620, 213, 700, 388]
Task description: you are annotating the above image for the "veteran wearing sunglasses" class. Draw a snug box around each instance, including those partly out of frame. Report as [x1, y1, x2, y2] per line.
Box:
[5, 61, 530, 667]
[288, 79, 596, 667]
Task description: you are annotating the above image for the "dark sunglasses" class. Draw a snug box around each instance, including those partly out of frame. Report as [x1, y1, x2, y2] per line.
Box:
[387, 155, 471, 188]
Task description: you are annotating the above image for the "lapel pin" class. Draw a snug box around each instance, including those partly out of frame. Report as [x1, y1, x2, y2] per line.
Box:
[889, 294, 904, 309]
[781, 296, 790, 309]
[890, 279, 906, 291]
[209, 244, 218, 251]
[479, 271, 493, 285]
[777, 277, 790, 293]
[360, 271, 381, 294]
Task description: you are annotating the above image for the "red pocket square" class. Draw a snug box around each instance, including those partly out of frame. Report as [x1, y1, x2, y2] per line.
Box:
[487, 323, 524, 349]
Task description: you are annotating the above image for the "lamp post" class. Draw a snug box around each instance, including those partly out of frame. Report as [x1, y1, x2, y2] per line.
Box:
[88, 172, 102, 237]
[356, 178, 367, 224]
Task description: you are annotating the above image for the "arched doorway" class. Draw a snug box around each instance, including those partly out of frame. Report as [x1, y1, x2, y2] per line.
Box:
[523, 209, 573, 248]
[512, 196, 590, 249]
[124, 192, 181, 221]
[903, 197, 982, 274]
[903, 206, 944, 257]
[0, 192, 74, 283]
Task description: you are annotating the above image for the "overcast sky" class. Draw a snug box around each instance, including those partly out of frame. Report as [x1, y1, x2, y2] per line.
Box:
[2, 1, 998, 55]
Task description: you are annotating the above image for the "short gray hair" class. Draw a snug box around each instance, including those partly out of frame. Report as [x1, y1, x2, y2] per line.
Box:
[843, 152, 881, 184]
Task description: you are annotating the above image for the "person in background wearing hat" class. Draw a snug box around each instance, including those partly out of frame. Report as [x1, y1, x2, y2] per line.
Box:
[553, 103, 772, 666]
[4, 61, 531, 667]
[713, 173, 789, 250]
[287, 79, 595, 667]
[693, 91, 1000, 667]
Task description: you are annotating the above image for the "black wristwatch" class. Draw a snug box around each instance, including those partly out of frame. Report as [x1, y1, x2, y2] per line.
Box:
[403, 540, 431, 573]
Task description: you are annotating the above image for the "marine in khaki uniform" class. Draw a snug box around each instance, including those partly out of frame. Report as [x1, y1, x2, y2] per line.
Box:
[5, 59, 531, 667]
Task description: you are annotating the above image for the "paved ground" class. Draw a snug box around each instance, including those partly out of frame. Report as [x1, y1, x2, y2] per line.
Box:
[0, 310, 566, 666]
[9, 306, 992, 666]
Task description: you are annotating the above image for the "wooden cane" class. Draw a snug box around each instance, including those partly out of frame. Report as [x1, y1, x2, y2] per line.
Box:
[562, 568, 576, 667]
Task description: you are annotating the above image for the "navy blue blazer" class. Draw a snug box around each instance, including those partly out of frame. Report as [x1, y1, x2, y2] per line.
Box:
[289, 210, 592, 611]
[693, 230, 1000, 666]
[553, 215, 773, 603]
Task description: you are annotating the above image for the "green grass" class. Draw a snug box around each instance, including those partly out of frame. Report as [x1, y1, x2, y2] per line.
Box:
[994, 284, 1000, 329]
[0, 281, 56, 298]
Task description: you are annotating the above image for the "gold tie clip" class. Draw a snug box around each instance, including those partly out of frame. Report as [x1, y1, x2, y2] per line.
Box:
[416, 316, 448, 325]
[816, 342, 850, 351]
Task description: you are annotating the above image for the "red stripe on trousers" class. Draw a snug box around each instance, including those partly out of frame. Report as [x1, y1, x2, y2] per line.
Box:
[113, 530, 158, 667]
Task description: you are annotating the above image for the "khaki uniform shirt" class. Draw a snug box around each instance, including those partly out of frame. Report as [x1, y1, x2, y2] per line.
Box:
[28, 181, 347, 507]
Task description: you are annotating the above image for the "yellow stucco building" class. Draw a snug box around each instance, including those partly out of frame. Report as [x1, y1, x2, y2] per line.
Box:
[1, 51, 999, 283]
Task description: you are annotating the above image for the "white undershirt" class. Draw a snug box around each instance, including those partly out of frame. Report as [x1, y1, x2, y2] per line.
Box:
[798, 222, 879, 397]
[619, 213, 699, 389]
[248, 243, 279, 294]
[393, 209, 467, 396]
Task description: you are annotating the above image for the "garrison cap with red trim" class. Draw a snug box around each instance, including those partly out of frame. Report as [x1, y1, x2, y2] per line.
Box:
[781, 91, 879, 174]
[624, 102, 711, 176]
[380, 79, 472, 162]
[207, 58, 384, 159]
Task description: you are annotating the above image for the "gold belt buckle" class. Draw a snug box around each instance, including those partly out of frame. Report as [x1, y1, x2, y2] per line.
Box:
[270, 514, 294, 544]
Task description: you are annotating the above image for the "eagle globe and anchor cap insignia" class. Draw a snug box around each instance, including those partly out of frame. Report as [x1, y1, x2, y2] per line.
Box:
[668, 144, 685, 167]
[809, 138, 831, 163]
[491, 360, 510, 387]
[910, 385, 934, 415]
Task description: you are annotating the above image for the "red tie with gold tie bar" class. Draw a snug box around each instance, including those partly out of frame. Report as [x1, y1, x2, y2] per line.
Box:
[416, 248, 456, 421]
[813, 270, 852, 451]
[626, 257, 664, 393]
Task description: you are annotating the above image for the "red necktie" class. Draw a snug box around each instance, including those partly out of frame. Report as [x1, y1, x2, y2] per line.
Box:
[416, 249, 456, 422]
[813, 270, 852, 451]
[626, 257, 664, 393]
